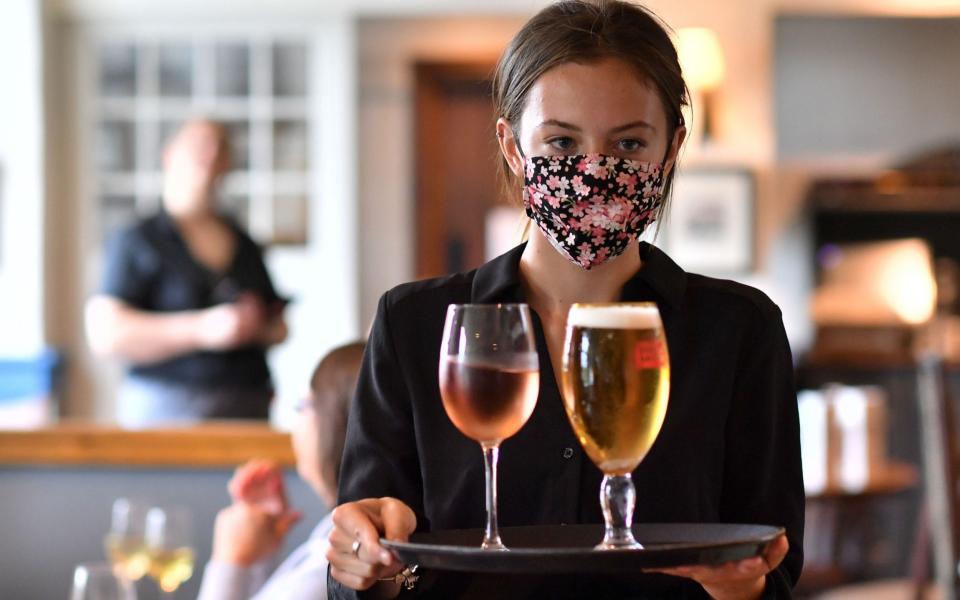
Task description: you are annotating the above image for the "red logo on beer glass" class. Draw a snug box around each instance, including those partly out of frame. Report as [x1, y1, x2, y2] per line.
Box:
[633, 340, 666, 369]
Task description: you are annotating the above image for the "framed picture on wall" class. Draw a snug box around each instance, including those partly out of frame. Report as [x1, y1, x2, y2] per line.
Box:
[661, 169, 754, 274]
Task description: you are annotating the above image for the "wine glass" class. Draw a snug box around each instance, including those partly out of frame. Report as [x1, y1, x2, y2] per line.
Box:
[70, 562, 137, 600]
[561, 303, 670, 549]
[103, 498, 150, 581]
[438, 303, 540, 550]
[144, 505, 195, 597]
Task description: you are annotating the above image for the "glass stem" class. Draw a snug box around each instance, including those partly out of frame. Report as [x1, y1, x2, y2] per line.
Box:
[599, 474, 643, 549]
[481, 443, 507, 550]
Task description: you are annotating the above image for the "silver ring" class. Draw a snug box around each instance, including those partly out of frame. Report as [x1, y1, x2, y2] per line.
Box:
[350, 539, 361, 557]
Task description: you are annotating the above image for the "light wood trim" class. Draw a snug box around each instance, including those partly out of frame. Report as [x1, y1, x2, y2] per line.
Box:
[806, 461, 919, 500]
[0, 421, 295, 469]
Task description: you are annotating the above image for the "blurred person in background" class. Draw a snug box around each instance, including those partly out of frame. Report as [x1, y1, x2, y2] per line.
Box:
[197, 341, 366, 600]
[85, 119, 288, 427]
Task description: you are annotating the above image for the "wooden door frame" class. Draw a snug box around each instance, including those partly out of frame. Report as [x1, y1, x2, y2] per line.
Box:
[413, 61, 497, 280]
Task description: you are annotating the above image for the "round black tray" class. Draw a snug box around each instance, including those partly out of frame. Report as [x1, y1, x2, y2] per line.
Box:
[381, 523, 783, 574]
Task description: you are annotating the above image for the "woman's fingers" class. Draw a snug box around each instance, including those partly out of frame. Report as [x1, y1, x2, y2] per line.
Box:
[228, 460, 288, 514]
[328, 498, 417, 591]
[331, 502, 390, 565]
[760, 534, 789, 571]
[649, 534, 789, 595]
[380, 497, 417, 542]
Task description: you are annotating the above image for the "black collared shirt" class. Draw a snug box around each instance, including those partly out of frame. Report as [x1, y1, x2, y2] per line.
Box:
[333, 243, 803, 599]
[100, 210, 281, 390]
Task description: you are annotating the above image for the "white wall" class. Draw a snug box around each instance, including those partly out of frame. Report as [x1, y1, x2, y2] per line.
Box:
[0, 0, 46, 358]
[267, 18, 361, 428]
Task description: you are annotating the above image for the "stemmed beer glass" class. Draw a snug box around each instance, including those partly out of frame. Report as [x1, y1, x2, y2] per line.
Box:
[561, 303, 670, 549]
[439, 303, 540, 550]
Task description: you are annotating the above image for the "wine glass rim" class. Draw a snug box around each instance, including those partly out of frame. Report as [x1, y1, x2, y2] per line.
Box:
[447, 302, 530, 308]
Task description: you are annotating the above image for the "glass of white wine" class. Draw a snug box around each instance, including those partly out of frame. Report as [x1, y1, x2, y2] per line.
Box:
[438, 303, 540, 550]
[561, 303, 670, 549]
[144, 505, 195, 597]
[103, 498, 150, 582]
[70, 562, 137, 600]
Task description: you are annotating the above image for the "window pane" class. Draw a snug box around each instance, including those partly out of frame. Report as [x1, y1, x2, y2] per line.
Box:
[97, 121, 136, 172]
[219, 195, 249, 228]
[272, 43, 307, 97]
[98, 44, 137, 96]
[272, 195, 308, 244]
[101, 195, 138, 237]
[216, 43, 250, 97]
[156, 120, 183, 169]
[159, 44, 193, 97]
[273, 120, 308, 170]
[224, 121, 250, 171]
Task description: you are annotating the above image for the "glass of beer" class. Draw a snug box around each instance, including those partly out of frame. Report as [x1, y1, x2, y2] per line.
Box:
[439, 303, 540, 550]
[561, 303, 670, 549]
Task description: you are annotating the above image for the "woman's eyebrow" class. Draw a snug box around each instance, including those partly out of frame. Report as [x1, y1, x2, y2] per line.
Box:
[610, 120, 656, 134]
[534, 119, 656, 134]
[536, 119, 581, 131]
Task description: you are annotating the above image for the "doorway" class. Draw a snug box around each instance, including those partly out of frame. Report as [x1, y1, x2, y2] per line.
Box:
[414, 61, 507, 279]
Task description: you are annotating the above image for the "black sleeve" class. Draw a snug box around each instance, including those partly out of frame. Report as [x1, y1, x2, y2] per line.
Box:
[329, 293, 426, 600]
[720, 304, 804, 597]
[100, 226, 158, 308]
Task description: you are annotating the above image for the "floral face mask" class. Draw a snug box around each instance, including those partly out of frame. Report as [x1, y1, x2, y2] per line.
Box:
[521, 153, 665, 270]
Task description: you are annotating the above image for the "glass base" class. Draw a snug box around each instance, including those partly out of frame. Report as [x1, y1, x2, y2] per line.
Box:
[594, 536, 644, 551]
[480, 535, 509, 551]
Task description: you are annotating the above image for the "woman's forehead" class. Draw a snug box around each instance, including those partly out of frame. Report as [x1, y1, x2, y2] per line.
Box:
[521, 58, 666, 131]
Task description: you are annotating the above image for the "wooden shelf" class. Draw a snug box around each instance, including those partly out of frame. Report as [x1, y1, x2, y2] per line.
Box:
[807, 462, 919, 500]
[0, 421, 294, 469]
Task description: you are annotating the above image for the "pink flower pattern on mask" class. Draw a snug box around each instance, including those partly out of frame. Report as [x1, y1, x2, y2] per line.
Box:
[522, 153, 664, 270]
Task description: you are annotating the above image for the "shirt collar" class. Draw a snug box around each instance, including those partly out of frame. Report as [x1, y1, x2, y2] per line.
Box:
[470, 241, 687, 309]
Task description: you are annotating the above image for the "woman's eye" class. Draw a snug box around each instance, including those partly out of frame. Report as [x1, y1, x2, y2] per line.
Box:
[618, 139, 645, 152]
[548, 137, 575, 151]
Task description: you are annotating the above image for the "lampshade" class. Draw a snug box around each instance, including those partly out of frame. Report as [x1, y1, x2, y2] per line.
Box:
[676, 28, 726, 92]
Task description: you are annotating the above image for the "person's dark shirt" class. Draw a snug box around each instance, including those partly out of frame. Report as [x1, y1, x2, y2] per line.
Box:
[331, 242, 804, 599]
[100, 210, 281, 390]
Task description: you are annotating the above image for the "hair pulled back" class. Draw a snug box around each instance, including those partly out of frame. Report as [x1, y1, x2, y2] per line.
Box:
[492, 0, 689, 215]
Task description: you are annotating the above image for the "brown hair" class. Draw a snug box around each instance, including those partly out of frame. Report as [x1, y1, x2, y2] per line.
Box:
[308, 341, 366, 498]
[492, 0, 689, 219]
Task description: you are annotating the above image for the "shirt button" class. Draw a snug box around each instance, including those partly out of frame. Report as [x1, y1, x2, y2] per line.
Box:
[562, 447, 574, 459]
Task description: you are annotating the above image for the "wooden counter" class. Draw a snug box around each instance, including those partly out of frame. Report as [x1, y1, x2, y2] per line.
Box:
[0, 421, 295, 468]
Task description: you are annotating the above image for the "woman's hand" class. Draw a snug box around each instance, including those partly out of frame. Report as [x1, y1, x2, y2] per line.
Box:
[651, 534, 789, 600]
[211, 501, 302, 566]
[326, 498, 417, 597]
[212, 460, 300, 566]
[227, 459, 288, 515]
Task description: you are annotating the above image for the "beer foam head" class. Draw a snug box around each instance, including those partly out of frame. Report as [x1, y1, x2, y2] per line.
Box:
[566, 304, 662, 329]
